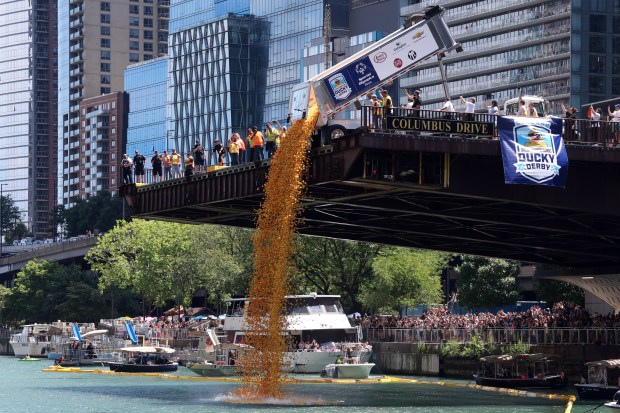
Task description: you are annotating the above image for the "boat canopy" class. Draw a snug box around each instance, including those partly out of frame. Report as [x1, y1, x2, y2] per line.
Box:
[585, 360, 620, 369]
[81, 329, 110, 339]
[480, 354, 559, 364]
[118, 346, 175, 354]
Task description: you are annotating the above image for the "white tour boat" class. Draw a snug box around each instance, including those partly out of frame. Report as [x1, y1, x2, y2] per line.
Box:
[222, 293, 372, 374]
[9, 324, 54, 358]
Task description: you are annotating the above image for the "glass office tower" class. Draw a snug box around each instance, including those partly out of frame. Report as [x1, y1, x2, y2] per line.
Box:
[0, 0, 57, 237]
[168, 14, 268, 157]
[125, 57, 169, 156]
[250, 0, 328, 123]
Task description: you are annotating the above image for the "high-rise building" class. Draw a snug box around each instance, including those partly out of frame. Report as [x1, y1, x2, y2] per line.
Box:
[125, 57, 169, 157]
[168, 14, 268, 156]
[0, 0, 58, 238]
[399, 0, 620, 113]
[79, 93, 128, 198]
[58, 0, 170, 207]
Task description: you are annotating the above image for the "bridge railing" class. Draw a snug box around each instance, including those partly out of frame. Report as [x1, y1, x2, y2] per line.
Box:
[360, 106, 618, 146]
[364, 327, 620, 345]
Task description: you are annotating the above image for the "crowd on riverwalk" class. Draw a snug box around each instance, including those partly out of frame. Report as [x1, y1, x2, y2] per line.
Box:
[361, 302, 620, 331]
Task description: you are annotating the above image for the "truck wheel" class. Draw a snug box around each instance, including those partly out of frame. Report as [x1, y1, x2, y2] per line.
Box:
[327, 125, 346, 141]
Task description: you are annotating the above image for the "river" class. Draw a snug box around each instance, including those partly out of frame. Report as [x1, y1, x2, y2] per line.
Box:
[0, 356, 603, 413]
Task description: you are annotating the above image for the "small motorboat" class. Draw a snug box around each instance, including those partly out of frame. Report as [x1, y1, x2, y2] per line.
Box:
[18, 355, 40, 362]
[473, 354, 567, 389]
[320, 362, 375, 379]
[575, 359, 620, 400]
[108, 346, 178, 373]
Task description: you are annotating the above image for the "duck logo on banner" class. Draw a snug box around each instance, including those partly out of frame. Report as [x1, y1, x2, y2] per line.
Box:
[327, 73, 352, 101]
[498, 116, 568, 187]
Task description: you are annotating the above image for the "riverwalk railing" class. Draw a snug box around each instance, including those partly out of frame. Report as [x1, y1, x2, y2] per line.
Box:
[364, 327, 620, 346]
[359, 105, 620, 147]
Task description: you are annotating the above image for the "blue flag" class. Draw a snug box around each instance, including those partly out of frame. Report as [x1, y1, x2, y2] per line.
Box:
[498, 116, 568, 187]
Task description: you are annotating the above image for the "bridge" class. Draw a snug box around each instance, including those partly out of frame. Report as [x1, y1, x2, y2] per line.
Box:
[120, 109, 620, 308]
[121, 110, 620, 266]
[0, 237, 98, 286]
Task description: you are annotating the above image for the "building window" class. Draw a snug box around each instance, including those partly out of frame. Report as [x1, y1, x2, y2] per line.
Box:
[129, 53, 140, 62]
[158, 44, 167, 55]
[129, 4, 139, 14]
[101, 2, 110, 11]
[158, 7, 169, 18]
[144, 54, 153, 61]
[589, 75, 605, 94]
[129, 16, 139, 26]
[589, 55, 606, 74]
[614, 36, 620, 55]
[144, 18, 153, 28]
[101, 63, 110, 72]
[144, 6, 153, 15]
[143, 42, 153, 52]
[144, 30, 153, 40]
[101, 75, 110, 84]
[101, 50, 110, 60]
[590, 15, 606, 33]
[130, 29, 140, 38]
[101, 38, 110, 48]
[590, 36, 606, 53]
[130, 41, 139, 51]
[101, 26, 110, 36]
[101, 14, 110, 24]
[158, 32, 167, 42]
[101, 87, 111, 94]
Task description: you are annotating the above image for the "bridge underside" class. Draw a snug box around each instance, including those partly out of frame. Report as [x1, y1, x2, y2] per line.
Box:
[123, 132, 620, 270]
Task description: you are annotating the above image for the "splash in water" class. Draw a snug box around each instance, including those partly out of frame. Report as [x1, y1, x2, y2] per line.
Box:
[234, 106, 319, 400]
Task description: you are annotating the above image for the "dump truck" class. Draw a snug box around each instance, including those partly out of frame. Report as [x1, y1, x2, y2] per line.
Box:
[288, 6, 461, 141]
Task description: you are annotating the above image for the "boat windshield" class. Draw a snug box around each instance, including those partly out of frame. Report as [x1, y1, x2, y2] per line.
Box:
[290, 298, 343, 315]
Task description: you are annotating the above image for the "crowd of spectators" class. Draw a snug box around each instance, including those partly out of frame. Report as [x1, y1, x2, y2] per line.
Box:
[361, 302, 620, 331]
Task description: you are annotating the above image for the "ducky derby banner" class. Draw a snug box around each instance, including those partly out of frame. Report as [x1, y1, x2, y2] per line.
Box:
[498, 116, 568, 187]
[386, 116, 494, 136]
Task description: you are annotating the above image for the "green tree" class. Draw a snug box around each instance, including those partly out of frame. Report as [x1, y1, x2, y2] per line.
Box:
[1, 260, 110, 324]
[4, 222, 30, 244]
[86, 220, 243, 315]
[456, 256, 521, 310]
[359, 247, 449, 314]
[292, 237, 381, 313]
[50, 205, 66, 240]
[1, 194, 21, 240]
[63, 191, 128, 236]
[535, 278, 584, 306]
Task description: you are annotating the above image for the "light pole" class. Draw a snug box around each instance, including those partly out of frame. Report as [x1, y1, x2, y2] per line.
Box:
[0, 183, 7, 258]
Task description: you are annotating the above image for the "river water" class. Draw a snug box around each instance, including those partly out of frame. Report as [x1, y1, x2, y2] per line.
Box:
[0, 356, 602, 413]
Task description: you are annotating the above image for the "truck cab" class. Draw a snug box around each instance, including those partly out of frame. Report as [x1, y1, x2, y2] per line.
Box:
[503, 96, 549, 117]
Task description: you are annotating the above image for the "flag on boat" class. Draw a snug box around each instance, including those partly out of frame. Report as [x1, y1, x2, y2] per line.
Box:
[498, 116, 568, 187]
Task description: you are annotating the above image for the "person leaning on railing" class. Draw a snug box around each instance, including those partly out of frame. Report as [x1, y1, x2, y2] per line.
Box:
[608, 104, 620, 146]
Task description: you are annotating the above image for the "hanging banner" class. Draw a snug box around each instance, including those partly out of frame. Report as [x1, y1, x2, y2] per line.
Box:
[498, 116, 568, 187]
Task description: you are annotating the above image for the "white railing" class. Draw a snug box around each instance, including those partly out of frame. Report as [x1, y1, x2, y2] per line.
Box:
[364, 327, 620, 345]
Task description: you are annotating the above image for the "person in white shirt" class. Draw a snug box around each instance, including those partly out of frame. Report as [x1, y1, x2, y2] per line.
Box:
[517, 100, 528, 116]
[485, 100, 499, 116]
[459, 96, 476, 121]
[589, 105, 601, 144]
[608, 104, 620, 145]
[438, 98, 455, 118]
